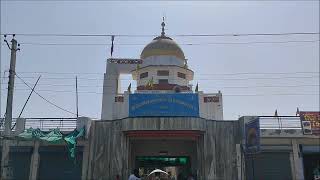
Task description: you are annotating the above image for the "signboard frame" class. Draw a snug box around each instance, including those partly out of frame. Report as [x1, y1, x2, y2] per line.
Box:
[244, 118, 261, 154]
[300, 111, 320, 135]
[129, 93, 199, 117]
[107, 58, 142, 64]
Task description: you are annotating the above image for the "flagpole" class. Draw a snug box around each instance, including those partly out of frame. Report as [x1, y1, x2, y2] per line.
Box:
[275, 109, 281, 130]
[296, 107, 300, 116]
[111, 35, 115, 57]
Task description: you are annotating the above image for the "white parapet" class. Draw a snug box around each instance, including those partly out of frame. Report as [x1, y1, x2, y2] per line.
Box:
[15, 118, 26, 134]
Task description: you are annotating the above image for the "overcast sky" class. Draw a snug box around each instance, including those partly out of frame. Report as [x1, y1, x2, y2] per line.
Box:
[0, 1, 319, 120]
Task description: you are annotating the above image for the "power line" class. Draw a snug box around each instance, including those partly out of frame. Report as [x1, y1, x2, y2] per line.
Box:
[201, 84, 320, 89]
[1, 84, 318, 88]
[1, 88, 318, 97]
[194, 72, 319, 76]
[223, 93, 319, 97]
[2, 76, 318, 81]
[1, 32, 319, 37]
[176, 33, 320, 37]
[2, 71, 318, 76]
[13, 40, 319, 46]
[15, 73, 78, 116]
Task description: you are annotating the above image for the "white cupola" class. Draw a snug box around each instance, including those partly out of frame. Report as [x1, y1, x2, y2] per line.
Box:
[132, 18, 194, 93]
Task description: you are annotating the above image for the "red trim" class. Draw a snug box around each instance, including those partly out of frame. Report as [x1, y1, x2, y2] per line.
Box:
[124, 130, 203, 138]
[137, 84, 190, 91]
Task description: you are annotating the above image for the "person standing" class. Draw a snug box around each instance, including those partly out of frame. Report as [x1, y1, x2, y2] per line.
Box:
[187, 173, 195, 180]
[116, 175, 120, 180]
[128, 169, 141, 180]
[168, 172, 175, 180]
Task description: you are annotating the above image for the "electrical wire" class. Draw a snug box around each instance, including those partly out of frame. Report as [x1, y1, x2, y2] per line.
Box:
[2, 71, 318, 76]
[1, 88, 318, 96]
[13, 40, 320, 46]
[223, 93, 319, 96]
[1, 84, 318, 88]
[1, 32, 319, 37]
[2, 76, 318, 81]
[15, 73, 79, 116]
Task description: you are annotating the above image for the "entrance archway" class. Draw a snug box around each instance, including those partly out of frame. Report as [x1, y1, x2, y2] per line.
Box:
[126, 130, 202, 179]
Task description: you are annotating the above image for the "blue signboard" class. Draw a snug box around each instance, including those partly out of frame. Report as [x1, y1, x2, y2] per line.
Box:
[245, 118, 260, 154]
[129, 93, 199, 117]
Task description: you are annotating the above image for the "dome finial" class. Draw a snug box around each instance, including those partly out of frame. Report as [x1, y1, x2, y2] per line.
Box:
[161, 17, 166, 36]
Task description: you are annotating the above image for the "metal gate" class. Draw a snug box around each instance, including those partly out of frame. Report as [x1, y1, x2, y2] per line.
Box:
[245, 152, 292, 180]
[38, 146, 83, 180]
[9, 146, 32, 180]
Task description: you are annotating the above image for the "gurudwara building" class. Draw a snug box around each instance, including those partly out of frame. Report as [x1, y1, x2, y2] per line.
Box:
[98, 21, 225, 178]
[0, 21, 319, 180]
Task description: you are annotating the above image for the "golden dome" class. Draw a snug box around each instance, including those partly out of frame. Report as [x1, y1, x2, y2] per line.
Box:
[140, 36, 185, 60]
[141, 18, 185, 60]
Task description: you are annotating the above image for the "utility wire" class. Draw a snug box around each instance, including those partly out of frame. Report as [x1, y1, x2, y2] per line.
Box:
[1, 84, 318, 88]
[2, 76, 318, 81]
[11, 76, 41, 130]
[193, 72, 320, 76]
[1, 88, 318, 96]
[13, 40, 320, 46]
[15, 73, 78, 116]
[1, 32, 319, 37]
[222, 93, 319, 96]
[1, 71, 317, 76]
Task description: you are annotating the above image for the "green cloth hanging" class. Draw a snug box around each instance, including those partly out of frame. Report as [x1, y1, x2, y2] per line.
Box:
[18, 127, 85, 159]
[18, 128, 63, 143]
[64, 127, 85, 158]
[18, 128, 45, 139]
[39, 128, 63, 144]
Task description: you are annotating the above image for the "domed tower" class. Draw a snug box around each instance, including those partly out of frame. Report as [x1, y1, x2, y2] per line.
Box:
[101, 19, 223, 120]
[132, 19, 194, 93]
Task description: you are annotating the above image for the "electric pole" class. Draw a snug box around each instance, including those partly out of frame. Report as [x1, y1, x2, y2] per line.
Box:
[1, 34, 20, 180]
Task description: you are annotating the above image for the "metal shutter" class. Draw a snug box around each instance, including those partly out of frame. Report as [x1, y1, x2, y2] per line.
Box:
[38, 146, 83, 180]
[246, 152, 292, 180]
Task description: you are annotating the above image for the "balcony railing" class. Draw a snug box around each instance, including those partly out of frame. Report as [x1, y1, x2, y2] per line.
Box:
[258, 116, 301, 129]
[0, 116, 302, 133]
[0, 118, 77, 132]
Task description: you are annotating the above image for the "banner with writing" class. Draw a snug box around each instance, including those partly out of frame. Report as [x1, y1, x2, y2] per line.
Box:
[129, 93, 199, 117]
[300, 111, 320, 135]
